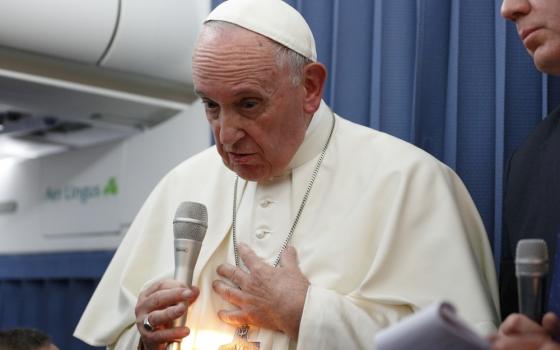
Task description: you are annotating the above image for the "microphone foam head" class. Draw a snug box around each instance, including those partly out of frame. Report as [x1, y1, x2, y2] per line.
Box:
[516, 239, 549, 277]
[173, 201, 208, 242]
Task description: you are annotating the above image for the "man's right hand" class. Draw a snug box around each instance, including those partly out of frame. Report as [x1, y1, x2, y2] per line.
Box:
[490, 313, 560, 350]
[135, 279, 200, 350]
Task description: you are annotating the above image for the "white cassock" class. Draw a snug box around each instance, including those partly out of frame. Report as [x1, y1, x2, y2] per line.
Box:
[74, 101, 499, 350]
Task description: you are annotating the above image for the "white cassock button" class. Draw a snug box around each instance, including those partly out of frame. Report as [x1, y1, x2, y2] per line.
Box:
[259, 199, 271, 208]
[255, 229, 271, 239]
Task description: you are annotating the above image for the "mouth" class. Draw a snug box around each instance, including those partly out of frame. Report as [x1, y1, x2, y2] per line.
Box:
[519, 27, 540, 42]
[228, 152, 255, 164]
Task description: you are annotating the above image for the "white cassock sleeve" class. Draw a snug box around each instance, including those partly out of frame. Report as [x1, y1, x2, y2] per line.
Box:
[106, 326, 139, 350]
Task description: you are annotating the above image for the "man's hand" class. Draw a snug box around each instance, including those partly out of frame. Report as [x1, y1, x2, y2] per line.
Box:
[490, 333, 559, 350]
[490, 313, 560, 350]
[213, 244, 309, 339]
[135, 279, 200, 350]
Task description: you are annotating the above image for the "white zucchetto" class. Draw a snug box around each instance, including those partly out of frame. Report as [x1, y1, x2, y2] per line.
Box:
[205, 0, 317, 62]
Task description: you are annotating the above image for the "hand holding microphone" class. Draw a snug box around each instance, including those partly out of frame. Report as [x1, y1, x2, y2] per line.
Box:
[166, 202, 208, 350]
[489, 239, 555, 350]
[135, 201, 207, 350]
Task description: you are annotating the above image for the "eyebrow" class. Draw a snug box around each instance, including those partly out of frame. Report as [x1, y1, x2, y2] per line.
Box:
[230, 83, 269, 97]
[193, 83, 269, 100]
[194, 88, 264, 99]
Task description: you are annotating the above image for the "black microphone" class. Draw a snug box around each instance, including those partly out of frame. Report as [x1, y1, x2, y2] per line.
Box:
[167, 201, 208, 350]
[516, 239, 549, 322]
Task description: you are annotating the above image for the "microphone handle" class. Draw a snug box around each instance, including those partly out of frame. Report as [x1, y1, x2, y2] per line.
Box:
[166, 343, 181, 350]
[166, 239, 202, 350]
[517, 275, 546, 322]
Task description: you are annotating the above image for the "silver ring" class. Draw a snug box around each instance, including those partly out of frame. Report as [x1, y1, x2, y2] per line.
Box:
[143, 315, 155, 332]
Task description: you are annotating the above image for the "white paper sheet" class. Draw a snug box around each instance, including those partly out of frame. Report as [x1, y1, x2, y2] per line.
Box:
[375, 302, 491, 350]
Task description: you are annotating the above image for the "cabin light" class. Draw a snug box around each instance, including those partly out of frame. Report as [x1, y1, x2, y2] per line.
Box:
[0, 137, 67, 159]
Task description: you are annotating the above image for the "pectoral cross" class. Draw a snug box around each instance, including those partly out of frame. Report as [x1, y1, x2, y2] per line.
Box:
[218, 325, 260, 350]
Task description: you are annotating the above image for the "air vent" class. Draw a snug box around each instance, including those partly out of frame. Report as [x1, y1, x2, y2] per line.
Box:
[0, 110, 137, 158]
[0, 110, 43, 135]
[15, 119, 133, 149]
[44, 121, 91, 134]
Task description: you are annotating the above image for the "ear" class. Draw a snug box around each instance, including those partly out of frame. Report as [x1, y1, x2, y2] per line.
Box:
[302, 63, 327, 115]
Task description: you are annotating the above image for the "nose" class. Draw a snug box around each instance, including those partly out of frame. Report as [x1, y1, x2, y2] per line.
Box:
[218, 114, 246, 147]
[501, 0, 531, 21]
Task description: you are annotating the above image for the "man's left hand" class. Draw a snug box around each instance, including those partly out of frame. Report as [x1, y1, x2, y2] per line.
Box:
[213, 244, 309, 339]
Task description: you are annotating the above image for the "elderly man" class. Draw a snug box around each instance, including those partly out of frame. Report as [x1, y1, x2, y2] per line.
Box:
[491, 0, 560, 349]
[75, 0, 498, 349]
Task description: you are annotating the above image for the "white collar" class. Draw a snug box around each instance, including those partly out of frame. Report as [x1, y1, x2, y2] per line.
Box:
[287, 100, 333, 170]
[257, 100, 333, 184]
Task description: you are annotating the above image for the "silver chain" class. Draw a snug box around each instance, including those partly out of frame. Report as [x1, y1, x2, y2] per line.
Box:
[232, 112, 335, 268]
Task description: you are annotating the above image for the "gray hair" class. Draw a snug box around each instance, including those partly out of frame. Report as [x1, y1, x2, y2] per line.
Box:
[202, 21, 313, 86]
[274, 44, 313, 86]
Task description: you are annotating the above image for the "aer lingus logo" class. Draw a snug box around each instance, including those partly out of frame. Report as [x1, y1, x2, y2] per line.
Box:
[45, 177, 119, 204]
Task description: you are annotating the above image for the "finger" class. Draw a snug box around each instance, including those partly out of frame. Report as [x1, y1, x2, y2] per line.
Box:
[500, 314, 544, 336]
[212, 280, 248, 306]
[149, 302, 186, 327]
[187, 286, 201, 304]
[217, 308, 248, 326]
[238, 243, 266, 271]
[143, 288, 192, 313]
[543, 312, 560, 338]
[141, 325, 190, 345]
[217, 263, 250, 288]
[142, 279, 187, 298]
[278, 245, 299, 269]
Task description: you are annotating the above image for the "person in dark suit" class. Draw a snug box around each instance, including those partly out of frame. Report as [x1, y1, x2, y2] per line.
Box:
[0, 328, 59, 350]
[493, 0, 560, 349]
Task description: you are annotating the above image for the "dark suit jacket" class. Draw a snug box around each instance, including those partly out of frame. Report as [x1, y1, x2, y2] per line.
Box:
[500, 105, 560, 319]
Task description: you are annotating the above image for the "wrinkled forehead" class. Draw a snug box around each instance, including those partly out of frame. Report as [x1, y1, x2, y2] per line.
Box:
[192, 25, 282, 94]
[194, 24, 279, 65]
